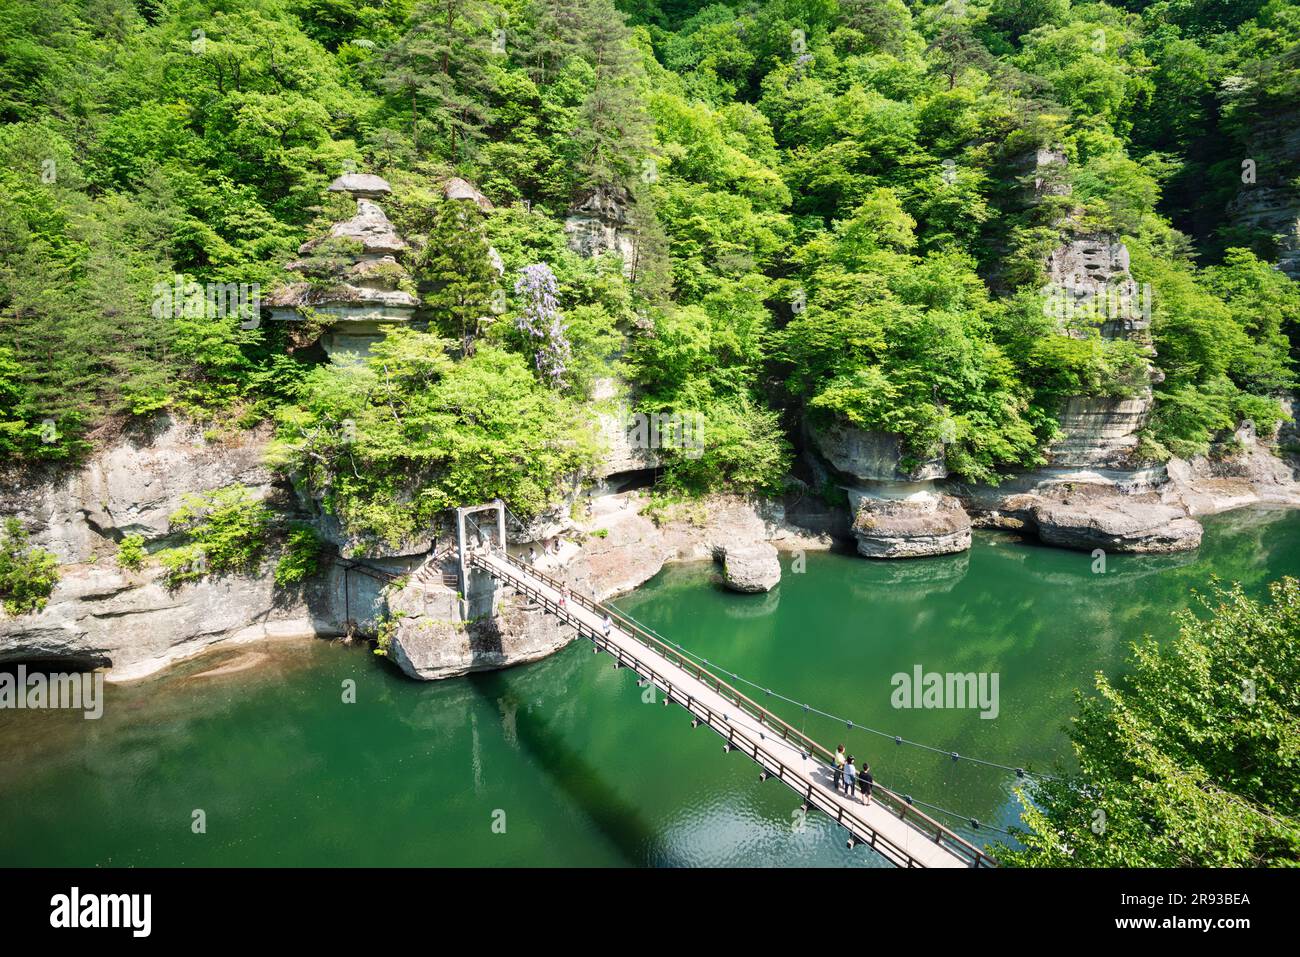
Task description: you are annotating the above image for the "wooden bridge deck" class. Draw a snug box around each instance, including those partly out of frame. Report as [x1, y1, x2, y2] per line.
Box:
[470, 549, 993, 869]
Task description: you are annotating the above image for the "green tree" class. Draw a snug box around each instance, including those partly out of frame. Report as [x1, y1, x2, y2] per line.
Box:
[1003, 578, 1300, 867]
[412, 199, 500, 353]
[378, 0, 496, 159]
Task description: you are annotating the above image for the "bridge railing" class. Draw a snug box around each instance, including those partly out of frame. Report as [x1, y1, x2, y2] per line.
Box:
[482, 549, 998, 869]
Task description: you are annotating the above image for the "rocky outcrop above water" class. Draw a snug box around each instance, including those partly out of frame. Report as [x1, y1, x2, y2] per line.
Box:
[383, 491, 833, 680]
[560, 492, 830, 599]
[0, 416, 384, 680]
[714, 542, 781, 592]
[849, 492, 971, 558]
[934, 145, 1205, 555]
[4, 402, 1296, 685]
[1161, 422, 1300, 516]
[969, 486, 1203, 554]
[0, 416, 277, 564]
[1034, 148, 1158, 476]
[1030, 495, 1203, 553]
[804, 418, 971, 558]
[383, 556, 572, 681]
[809, 420, 945, 483]
[962, 419, 1300, 554]
[0, 561, 351, 681]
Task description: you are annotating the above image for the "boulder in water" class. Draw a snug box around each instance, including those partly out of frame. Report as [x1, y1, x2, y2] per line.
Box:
[850, 494, 972, 559]
[714, 541, 781, 593]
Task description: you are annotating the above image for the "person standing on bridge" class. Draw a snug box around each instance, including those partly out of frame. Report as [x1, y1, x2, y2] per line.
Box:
[833, 745, 846, 791]
[843, 755, 857, 797]
[602, 613, 613, 638]
[858, 762, 873, 806]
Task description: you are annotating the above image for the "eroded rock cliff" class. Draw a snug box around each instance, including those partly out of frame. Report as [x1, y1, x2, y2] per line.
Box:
[0, 416, 384, 680]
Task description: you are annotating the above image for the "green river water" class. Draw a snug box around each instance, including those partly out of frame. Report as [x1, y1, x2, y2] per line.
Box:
[2, 507, 1298, 867]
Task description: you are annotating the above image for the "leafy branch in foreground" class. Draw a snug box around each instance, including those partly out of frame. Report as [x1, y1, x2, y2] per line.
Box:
[1001, 578, 1300, 867]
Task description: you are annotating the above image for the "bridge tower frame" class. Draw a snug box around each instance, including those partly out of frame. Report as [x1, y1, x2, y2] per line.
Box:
[453, 500, 507, 597]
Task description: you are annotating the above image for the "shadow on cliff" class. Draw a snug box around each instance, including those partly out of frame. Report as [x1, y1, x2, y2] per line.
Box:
[467, 667, 670, 866]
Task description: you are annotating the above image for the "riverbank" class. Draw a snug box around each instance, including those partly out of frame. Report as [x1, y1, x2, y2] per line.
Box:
[2, 411, 1298, 684]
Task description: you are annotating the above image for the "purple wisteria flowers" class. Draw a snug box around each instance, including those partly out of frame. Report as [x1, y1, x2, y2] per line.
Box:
[514, 263, 572, 389]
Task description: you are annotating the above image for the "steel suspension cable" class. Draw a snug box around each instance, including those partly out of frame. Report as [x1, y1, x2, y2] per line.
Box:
[599, 595, 1059, 782]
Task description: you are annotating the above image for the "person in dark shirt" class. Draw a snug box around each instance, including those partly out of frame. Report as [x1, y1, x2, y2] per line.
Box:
[859, 762, 874, 805]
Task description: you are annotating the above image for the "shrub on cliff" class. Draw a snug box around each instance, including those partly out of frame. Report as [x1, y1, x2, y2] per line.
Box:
[270, 329, 599, 551]
[115, 534, 146, 571]
[0, 518, 59, 616]
[156, 486, 272, 587]
[275, 525, 325, 587]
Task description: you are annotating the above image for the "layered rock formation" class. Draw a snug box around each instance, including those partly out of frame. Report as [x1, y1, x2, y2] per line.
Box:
[807, 420, 972, 558]
[1049, 395, 1152, 469]
[2, 562, 343, 682]
[714, 541, 781, 593]
[1038, 150, 1158, 477]
[0, 416, 384, 680]
[590, 377, 661, 481]
[266, 173, 419, 357]
[564, 185, 637, 269]
[1225, 106, 1300, 279]
[1030, 496, 1202, 553]
[811, 421, 945, 484]
[382, 550, 573, 681]
[956, 148, 1200, 552]
[849, 492, 971, 559]
[1228, 187, 1300, 279]
[801, 147, 1300, 558]
[0, 417, 274, 564]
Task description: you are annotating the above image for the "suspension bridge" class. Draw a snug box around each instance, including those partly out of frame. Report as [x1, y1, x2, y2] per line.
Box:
[453, 502, 1001, 868]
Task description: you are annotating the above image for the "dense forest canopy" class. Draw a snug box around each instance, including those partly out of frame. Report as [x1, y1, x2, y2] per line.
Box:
[1, 0, 1298, 544]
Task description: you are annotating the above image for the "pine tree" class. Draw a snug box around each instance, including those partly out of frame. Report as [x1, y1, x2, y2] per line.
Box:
[414, 200, 499, 354]
[378, 0, 496, 161]
[518, 0, 651, 192]
[575, 6, 651, 190]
